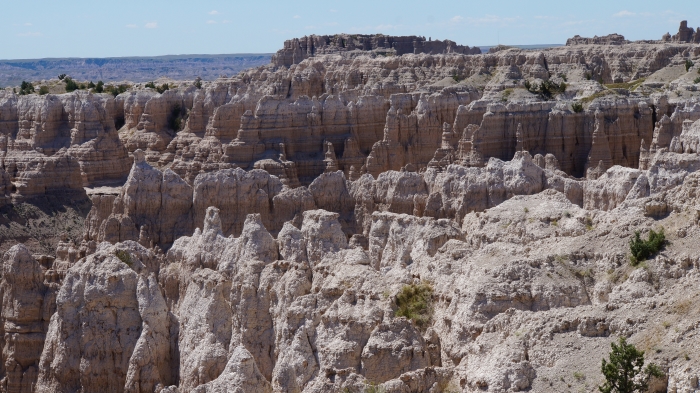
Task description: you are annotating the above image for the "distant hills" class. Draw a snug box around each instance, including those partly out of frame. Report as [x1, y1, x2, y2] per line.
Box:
[0, 46, 566, 87]
[477, 44, 564, 53]
[0, 54, 273, 87]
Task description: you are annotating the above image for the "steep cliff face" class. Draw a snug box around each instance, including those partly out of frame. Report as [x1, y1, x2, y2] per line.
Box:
[270, 34, 482, 67]
[3, 37, 695, 202]
[0, 245, 51, 393]
[2, 27, 700, 393]
[87, 40, 696, 189]
[441, 98, 655, 178]
[0, 91, 130, 189]
[35, 242, 172, 393]
[36, 164, 700, 392]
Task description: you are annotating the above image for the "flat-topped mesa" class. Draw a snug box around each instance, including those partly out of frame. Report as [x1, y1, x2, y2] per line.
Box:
[271, 34, 481, 67]
[569, 21, 700, 45]
[566, 33, 628, 46]
[662, 20, 700, 43]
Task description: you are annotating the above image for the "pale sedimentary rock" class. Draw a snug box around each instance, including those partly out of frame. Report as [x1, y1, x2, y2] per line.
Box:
[0, 245, 48, 393]
[3, 150, 84, 202]
[191, 346, 272, 393]
[0, 91, 129, 192]
[5, 25, 700, 393]
[271, 34, 481, 67]
[36, 242, 172, 393]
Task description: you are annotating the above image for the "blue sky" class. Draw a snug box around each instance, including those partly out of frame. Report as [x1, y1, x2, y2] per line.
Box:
[1, 0, 698, 59]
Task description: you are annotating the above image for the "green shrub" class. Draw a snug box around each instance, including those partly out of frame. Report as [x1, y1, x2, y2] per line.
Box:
[39, 86, 49, 95]
[599, 337, 664, 393]
[145, 81, 156, 89]
[106, 86, 118, 97]
[58, 74, 67, 80]
[629, 228, 666, 265]
[525, 80, 566, 100]
[395, 282, 433, 329]
[194, 78, 202, 89]
[572, 102, 584, 113]
[105, 84, 129, 97]
[685, 59, 694, 72]
[64, 77, 78, 92]
[114, 250, 133, 266]
[94, 81, 104, 93]
[19, 81, 35, 95]
[87, 81, 95, 89]
[585, 72, 592, 80]
[694, 76, 700, 84]
[156, 83, 170, 94]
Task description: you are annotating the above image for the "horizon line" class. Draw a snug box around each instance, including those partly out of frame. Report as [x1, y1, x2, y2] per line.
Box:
[0, 53, 275, 62]
[0, 44, 569, 62]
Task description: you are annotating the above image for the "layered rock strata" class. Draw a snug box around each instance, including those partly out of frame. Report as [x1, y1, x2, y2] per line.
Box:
[271, 34, 481, 67]
[3, 30, 697, 198]
[106, 36, 699, 187]
[2, 24, 700, 393]
[29, 162, 700, 392]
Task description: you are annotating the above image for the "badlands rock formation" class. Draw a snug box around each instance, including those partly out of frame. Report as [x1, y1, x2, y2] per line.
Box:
[271, 34, 482, 67]
[0, 22, 700, 392]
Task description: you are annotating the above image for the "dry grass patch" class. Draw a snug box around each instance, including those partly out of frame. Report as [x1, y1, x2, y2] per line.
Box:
[395, 282, 434, 330]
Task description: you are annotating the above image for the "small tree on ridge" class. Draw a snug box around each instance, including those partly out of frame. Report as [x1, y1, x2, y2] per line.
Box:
[599, 337, 663, 393]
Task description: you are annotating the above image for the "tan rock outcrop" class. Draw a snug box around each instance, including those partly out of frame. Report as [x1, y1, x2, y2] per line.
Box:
[583, 166, 643, 210]
[84, 150, 193, 248]
[0, 91, 130, 189]
[2, 149, 85, 203]
[191, 168, 282, 237]
[271, 34, 481, 67]
[36, 242, 172, 393]
[3, 35, 700, 196]
[360, 319, 431, 383]
[0, 245, 48, 393]
[8, 26, 700, 393]
[369, 211, 462, 270]
[191, 346, 272, 393]
[566, 33, 628, 46]
[87, 154, 322, 250]
[665, 20, 700, 43]
[177, 268, 232, 391]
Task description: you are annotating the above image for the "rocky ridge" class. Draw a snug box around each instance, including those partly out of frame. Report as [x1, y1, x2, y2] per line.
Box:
[271, 34, 482, 67]
[0, 22, 700, 392]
